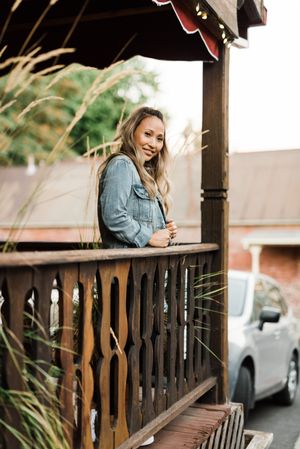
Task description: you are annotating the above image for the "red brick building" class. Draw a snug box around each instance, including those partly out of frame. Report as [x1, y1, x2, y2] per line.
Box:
[170, 148, 300, 318]
[229, 149, 300, 317]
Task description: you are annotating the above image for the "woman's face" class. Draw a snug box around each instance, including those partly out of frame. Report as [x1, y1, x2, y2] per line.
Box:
[133, 116, 165, 162]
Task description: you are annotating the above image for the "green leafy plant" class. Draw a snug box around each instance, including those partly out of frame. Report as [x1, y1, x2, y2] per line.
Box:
[0, 56, 160, 167]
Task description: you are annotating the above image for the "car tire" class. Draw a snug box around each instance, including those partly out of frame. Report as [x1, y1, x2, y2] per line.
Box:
[273, 354, 298, 405]
[232, 366, 253, 422]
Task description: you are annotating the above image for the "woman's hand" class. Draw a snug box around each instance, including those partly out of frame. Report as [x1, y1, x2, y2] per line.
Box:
[148, 220, 178, 248]
[166, 219, 178, 240]
[148, 229, 171, 248]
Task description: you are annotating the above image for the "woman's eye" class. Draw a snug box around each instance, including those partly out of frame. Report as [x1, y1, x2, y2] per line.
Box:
[145, 132, 151, 136]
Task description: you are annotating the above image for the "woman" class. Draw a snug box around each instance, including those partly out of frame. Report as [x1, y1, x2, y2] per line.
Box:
[98, 106, 177, 248]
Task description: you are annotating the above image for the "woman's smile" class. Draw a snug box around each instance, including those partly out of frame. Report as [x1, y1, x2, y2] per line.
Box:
[142, 147, 156, 158]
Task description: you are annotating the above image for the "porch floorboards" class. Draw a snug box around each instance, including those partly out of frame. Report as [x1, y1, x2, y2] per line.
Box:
[143, 403, 238, 449]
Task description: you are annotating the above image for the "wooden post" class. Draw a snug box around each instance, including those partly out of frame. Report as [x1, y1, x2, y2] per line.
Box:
[201, 45, 229, 404]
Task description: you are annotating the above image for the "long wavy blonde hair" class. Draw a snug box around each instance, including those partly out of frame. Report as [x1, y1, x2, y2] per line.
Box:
[98, 106, 171, 213]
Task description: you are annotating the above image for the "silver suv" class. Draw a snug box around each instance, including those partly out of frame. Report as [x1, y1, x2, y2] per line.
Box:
[228, 270, 299, 420]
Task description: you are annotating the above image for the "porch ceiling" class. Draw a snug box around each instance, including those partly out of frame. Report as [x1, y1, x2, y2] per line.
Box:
[1, 0, 215, 68]
[1, 0, 266, 70]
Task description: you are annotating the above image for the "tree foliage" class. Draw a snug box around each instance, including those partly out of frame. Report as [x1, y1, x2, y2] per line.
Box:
[0, 57, 160, 166]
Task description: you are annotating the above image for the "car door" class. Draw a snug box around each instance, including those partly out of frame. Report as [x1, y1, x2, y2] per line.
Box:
[251, 277, 280, 395]
[264, 281, 290, 383]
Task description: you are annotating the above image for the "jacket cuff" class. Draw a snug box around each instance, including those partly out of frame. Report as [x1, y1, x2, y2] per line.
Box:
[133, 224, 152, 248]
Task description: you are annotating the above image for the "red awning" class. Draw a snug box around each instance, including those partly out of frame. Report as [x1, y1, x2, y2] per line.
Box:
[152, 0, 219, 60]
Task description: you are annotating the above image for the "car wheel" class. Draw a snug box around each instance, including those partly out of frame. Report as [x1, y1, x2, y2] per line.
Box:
[232, 366, 253, 422]
[273, 354, 298, 405]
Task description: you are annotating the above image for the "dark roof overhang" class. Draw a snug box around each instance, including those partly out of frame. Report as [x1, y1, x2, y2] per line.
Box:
[1, 0, 266, 70]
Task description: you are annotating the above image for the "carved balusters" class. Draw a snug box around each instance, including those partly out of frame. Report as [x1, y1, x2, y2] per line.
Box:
[201, 257, 214, 381]
[96, 262, 114, 449]
[193, 259, 204, 384]
[153, 257, 168, 416]
[33, 266, 57, 390]
[1, 268, 31, 449]
[57, 265, 78, 449]
[0, 247, 219, 449]
[165, 257, 178, 407]
[185, 256, 197, 390]
[139, 262, 156, 426]
[97, 260, 130, 449]
[176, 257, 187, 399]
[127, 258, 156, 431]
[4, 269, 32, 386]
[193, 255, 214, 384]
[111, 261, 130, 447]
[126, 266, 142, 435]
[78, 262, 96, 449]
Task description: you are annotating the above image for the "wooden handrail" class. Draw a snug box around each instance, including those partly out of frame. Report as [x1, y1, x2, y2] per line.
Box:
[0, 243, 218, 267]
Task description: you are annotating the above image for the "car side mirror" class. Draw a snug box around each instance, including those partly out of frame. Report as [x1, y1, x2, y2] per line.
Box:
[258, 306, 281, 331]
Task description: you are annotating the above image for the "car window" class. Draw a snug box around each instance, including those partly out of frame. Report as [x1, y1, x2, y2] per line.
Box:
[264, 281, 288, 316]
[228, 277, 247, 316]
[252, 279, 268, 321]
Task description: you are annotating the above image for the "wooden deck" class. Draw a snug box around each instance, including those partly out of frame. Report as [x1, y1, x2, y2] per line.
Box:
[141, 402, 273, 449]
[143, 403, 241, 449]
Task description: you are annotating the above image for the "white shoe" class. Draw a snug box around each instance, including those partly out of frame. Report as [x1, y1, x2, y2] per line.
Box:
[140, 435, 154, 446]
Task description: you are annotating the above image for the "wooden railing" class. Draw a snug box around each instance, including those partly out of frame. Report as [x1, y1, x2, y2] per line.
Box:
[0, 243, 222, 449]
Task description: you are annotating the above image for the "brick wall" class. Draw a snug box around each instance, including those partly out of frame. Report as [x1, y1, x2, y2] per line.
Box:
[228, 226, 253, 271]
[229, 226, 300, 318]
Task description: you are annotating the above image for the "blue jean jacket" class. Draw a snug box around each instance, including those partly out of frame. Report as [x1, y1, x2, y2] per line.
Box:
[98, 155, 166, 248]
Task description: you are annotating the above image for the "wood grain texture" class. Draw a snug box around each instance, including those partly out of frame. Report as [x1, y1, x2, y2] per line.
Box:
[0, 244, 218, 267]
[145, 403, 246, 449]
[153, 257, 168, 416]
[165, 256, 178, 407]
[203, 0, 239, 35]
[79, 262, 96, 449]
[202, 46, 229, 403]
[1, 268, 31, 449]
[58, 265, 77, 449]
[116, 377, 217, 449]
[0, 245, 222, 449]
[33, 266, 57, 398]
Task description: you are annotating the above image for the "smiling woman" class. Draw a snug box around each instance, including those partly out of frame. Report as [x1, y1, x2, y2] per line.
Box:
[133, 115, 165, 161]
[97, 106, 178, 249]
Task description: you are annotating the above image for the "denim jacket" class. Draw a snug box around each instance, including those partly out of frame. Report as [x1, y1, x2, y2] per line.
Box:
[98, 155, 166, 248]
